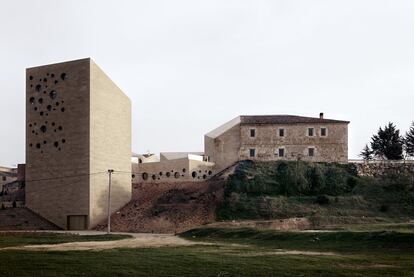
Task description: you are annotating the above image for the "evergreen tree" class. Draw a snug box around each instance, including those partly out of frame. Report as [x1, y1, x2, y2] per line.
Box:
[370, 122, 403, 160]
[359, 144, 373, 161]
[405, 122, 414, 157]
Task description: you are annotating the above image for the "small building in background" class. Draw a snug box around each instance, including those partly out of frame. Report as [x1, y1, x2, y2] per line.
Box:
[132, 152, 214, 183]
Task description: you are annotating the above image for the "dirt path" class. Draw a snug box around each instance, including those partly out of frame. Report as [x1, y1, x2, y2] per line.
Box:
[3, 233, 211, 251]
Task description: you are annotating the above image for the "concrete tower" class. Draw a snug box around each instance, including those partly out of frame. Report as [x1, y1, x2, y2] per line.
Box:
[25, 58, 131, 230]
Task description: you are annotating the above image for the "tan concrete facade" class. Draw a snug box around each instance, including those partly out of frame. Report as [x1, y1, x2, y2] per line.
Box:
[132, 153, 215, 183]
[25, 58, 131, 229]
[205, 115, 349, 172]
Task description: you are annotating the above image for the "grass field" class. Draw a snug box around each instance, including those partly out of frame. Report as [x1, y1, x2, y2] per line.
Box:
[0, 226, 413, 276]
[0, 232, 131, 248]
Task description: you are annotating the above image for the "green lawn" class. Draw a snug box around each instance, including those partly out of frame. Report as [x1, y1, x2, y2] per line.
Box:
[0, 232, 131, 248]
[0, 227, 413, 276]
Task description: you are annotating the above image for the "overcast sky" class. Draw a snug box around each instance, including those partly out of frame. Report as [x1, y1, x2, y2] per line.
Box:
[1, 0, 414, 167]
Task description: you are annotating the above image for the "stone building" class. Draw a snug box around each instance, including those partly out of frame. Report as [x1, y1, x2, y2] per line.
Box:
[0, 166, 17, 189]
[205, 114, 349, 172]
[25, 58, 131, 230]
[132, 152, 214, 183]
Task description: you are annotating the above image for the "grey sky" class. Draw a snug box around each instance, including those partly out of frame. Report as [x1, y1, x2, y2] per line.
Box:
[1, 0, 414, 167]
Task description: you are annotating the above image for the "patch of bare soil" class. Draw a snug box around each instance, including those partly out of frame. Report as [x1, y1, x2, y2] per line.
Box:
[337, 263, 398, 269]
[207, 218, 312, 231]
[95, 181, 224, 234]
[233, 250, 338, 256]
[2, 233, 211, 252]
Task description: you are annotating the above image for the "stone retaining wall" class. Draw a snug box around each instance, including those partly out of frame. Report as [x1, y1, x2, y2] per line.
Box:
[352, 161, 414, 177]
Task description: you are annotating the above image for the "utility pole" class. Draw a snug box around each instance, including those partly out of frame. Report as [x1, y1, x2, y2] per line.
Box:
[107, 169, 114, 234]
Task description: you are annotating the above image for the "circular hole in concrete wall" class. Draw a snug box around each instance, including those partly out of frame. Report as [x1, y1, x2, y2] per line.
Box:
[29, 143, 33, 147]
[34, 107, 38, 111]
[203, 174, 207, 179]
[31, 130, 35, 134]
[61, 73, 67, 80]
[36, 143, 41, 149]
[54, 141, 59, 147]
[61, 107, 65, 112]
[174, 172, 179, 178]
[192, 171, 197, 178]
[132, 174, 135, 179]
[56, 102, 60, 106]
[182, 168, 186, 173]
[39, 112, 44, 116]
[58, 126, 63, 131]
[52, 122, 55, 126]
[38, 98, 43, 104]
[58, 147, 61, 151]
[152, 175, 156, 180]
[142, 172, 148, 180]
[51, 73, 55, 78]
[29, 97, 35, 104]
[40, 125, 47, 133]
[166, 172, 171, 178]
[29, 124, 32, 127]
[49, 90, 57, 100]
[138, 159, 142, 163]
[35, 85, 41, 92]
[54, 80, 58, 84]
[29, 76, 33, 80]
[62, 139, 66, 143]
[159, 172, 163, 176]
[208, 170, 212, 175]
[47, 105, 52, 111]
[43, 78, 47, 82]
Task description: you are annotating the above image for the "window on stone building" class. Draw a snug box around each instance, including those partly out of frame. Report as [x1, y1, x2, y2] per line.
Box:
[250, 129, 256, 137]
[278, 148, 285, 157]
[279, 128, 285, 137]
[308, 147, 315, 157]
[308, 128, 314, 137]
[321, 128, 327, 137]
[249, 148, 256, 157]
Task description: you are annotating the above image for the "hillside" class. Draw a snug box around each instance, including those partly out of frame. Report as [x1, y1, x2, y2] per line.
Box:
[217, 160, 414, 227]
[95, 181, 224, 233]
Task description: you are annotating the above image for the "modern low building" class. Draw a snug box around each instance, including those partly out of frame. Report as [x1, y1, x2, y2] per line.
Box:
[25, 58, 131, 230]
[205, 113, 349, 171]
[132, 152, 215, 183]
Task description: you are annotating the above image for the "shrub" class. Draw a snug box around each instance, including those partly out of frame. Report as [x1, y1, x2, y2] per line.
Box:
[380, 204, 389, 212]
[315, 195, 330, 205]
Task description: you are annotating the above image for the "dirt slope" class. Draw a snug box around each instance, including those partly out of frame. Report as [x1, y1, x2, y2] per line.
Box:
[95, 181, 224, 233]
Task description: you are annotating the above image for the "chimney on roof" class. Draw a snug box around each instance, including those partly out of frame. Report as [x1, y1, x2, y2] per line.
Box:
[319, 112, 324, 119]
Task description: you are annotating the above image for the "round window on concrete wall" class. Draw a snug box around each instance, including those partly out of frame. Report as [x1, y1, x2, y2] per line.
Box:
[142, 172, 148, 180]
[166, 172, 171, 178]
[192, 171, 197, 178]
[152, 174, 156, 180]
[208, 170, 213, 175]
[174, 172, 180, 178]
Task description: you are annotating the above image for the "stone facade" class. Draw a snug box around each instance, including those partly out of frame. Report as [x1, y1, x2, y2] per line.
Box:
[25, 58, 131, 230]
[352, 161, 414, 177]
[205, 114, 349, 172]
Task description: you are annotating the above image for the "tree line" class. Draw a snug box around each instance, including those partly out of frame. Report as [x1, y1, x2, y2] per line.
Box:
[360, 122, 414, 160]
